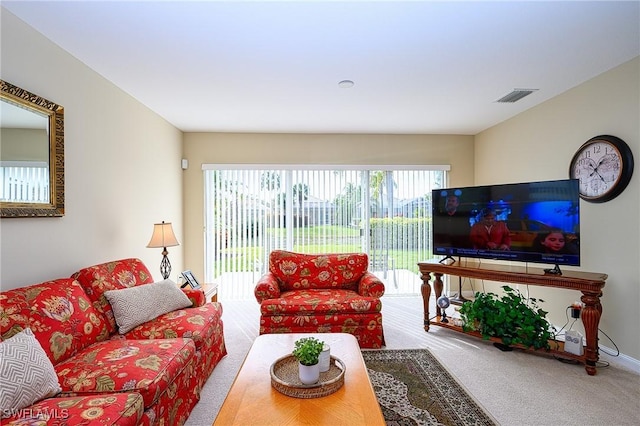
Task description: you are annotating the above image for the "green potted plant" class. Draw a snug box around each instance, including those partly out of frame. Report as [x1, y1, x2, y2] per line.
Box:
[292, 337, 325, 384]
[458, 285, 555, 350]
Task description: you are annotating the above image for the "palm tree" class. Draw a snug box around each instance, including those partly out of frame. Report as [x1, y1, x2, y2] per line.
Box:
[260, 171, 281, 192]
[370, 171, 396, 218]
[292, 183, 309, 206]
[291, 183, 309, 228]
[369, 171, 397, 264]
[334, 182, 361, 226]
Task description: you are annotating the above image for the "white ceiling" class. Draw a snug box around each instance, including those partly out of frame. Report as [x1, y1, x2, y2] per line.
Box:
[3, 1, 639, 135]
[0, 101, 49, 129]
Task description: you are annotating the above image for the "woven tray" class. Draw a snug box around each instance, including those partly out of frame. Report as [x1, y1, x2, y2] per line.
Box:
[270, 354, 346, 398]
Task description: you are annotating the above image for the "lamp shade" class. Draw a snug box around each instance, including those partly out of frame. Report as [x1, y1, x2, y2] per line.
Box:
[147, 221, 179, 248]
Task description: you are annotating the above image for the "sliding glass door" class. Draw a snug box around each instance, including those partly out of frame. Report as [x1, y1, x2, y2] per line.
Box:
[204, 165, 446, 299]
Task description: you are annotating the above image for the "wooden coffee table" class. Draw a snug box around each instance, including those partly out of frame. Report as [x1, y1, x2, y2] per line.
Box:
[213, 333, 385, 425]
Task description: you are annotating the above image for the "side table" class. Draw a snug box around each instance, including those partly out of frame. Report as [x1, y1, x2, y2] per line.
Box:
[202, 283, 218, 302]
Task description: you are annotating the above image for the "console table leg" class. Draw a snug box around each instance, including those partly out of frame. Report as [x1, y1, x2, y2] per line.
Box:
[420, 272, 432, 331]
[433, 273, 444, 316]
[581, 291, 602, 376]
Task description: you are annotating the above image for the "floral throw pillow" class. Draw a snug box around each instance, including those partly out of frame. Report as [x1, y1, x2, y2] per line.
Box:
[104, 279, 192, 334]
[0, 328, 61, 418]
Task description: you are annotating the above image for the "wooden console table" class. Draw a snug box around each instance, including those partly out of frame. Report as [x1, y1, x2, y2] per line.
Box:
[418, 261, 607, 375]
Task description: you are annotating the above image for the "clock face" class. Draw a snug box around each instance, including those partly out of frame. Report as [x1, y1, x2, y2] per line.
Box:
[569, 135, 634, 203]
[570, 141, 622, 198]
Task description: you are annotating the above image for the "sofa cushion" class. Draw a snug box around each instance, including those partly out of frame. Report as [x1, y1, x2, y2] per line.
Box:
[259, 289, 382, 315]
[55, 338, 195, 409]
[0, 328, 62, 417]
[6, 279, 110, 364]
[72, 258, 155, 334]
[104, 279, 192, 334]
[123, 302, 223, 351]
[1, 393, 144, 425]
[269, 251, 369, 291]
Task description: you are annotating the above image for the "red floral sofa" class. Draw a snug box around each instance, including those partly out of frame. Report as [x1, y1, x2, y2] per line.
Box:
[0, 258, 226, 425]
[254, 250, 385, 348]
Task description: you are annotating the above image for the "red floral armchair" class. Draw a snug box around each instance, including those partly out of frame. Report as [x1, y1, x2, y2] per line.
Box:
[254, 250, 385, 348]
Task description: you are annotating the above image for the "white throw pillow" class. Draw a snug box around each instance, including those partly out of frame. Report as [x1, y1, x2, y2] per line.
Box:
[0, 328, 62, 418]
[104, 279, 193, 334]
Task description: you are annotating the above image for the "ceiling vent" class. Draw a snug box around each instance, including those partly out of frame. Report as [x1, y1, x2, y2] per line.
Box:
[496, 89, 538, 103]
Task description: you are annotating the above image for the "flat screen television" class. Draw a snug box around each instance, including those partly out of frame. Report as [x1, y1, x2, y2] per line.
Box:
[432, 179, 580, 270]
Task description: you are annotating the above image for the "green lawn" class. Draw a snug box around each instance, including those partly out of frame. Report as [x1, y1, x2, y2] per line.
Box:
[213, 225, 430, 275]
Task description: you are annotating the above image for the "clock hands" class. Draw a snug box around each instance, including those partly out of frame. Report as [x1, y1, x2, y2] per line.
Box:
[586, 155, 618, 185]
[588, 157, 607, 177]
[585, 161, 608, 184]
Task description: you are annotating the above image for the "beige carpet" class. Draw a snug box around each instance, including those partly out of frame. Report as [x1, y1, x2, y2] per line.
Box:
[186, 296, 640, 426]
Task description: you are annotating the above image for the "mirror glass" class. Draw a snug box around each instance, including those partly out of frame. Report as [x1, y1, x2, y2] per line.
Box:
[0, 80, 64, 217]
[1, 100, 50, 202]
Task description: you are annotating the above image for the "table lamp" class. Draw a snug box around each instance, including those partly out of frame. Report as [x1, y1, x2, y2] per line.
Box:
[146, 221, 179, 279]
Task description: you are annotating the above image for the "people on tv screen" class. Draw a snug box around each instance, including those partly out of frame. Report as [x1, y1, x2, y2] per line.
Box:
[531, 229, 578, 255]
[469, 208, 511, 250]
[432, 190, 471, 249]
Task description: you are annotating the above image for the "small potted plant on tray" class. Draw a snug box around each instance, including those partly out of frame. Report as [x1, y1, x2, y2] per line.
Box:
[292, 337, 325, 385]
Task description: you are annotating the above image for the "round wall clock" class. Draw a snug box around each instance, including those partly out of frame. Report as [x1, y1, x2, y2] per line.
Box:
[569, 135, 634, 203]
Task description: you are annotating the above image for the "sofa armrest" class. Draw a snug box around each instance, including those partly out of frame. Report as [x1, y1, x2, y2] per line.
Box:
[254, 273, 281, 303]
[358, 272, 385, 298]
[182, 288, 206, 307]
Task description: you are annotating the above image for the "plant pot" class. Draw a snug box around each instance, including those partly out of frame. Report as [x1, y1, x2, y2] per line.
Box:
[298, 362, 320, 385]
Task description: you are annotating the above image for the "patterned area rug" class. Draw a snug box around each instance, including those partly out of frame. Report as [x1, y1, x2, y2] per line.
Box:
[362, 349, 497, 426]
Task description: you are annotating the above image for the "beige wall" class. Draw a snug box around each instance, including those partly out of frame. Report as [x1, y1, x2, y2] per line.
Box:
[475, 57, 640, 360]
[0, 10, 184, 287]
[1, 129, 49, 161]
[182, 133, 474, 281]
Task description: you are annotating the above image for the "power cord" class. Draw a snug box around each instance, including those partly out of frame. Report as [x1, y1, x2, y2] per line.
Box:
[552, 303, 619, 368]
[554, 306, 577, 340]
[597, 327, 620, 357]
[552, 307, 576, 361]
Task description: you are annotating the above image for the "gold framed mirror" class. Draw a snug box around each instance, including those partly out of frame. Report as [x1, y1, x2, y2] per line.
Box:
[1, 80, 64, 217]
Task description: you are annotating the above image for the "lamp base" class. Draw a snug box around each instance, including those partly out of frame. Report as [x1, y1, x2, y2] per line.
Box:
[160, 249, 172, 280]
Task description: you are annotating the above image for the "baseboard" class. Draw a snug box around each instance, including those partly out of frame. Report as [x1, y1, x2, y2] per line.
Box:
[600, 344, 640, 373]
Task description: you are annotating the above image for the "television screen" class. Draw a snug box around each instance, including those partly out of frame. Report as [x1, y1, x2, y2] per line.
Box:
[432, 179, 580, 267]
